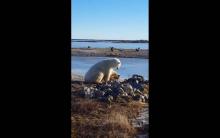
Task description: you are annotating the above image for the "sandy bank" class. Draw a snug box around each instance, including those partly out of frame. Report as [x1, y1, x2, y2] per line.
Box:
[71, 48, 149, 58]
[71, 73, 125, 82]
[71, 74, 84, 81]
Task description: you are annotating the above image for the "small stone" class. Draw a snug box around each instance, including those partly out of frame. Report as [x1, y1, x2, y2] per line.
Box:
[140, 95, 145, 102]
[123, 84, 133, 95]
[120, 92, 128, 97]
[118, 87, 124, 93]
[134, 89, 142, 95]
[133, 95, 141, 101]
[94, 90, 105, 98]
[144, 94, 149, 102]
[106, 95, 113, 104]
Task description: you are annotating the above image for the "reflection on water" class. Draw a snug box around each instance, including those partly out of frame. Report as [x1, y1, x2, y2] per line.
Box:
[71, 56, 148, 80]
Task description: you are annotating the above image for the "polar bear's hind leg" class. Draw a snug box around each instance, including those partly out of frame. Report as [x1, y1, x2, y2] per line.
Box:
[94, 72, 104, 83]
[104, 69, 112, 82]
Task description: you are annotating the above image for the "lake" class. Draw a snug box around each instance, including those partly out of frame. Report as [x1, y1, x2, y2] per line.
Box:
[71, 56, 149, 80]
[72, 41, 149, 49]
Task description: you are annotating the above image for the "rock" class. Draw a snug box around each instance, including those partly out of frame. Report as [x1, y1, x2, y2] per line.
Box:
[103, 88, 113, 97]
[133, 95, 145, 102]
[123, 84, 133, 92]
[140, 95, 145, 102]
[132, 74, 144, 82]
[106, 88, 113, 93]
[73, 75, 149, 103]
[111, 81, 121, 88]
[105, 95, 113, 104]
[80, 87, 94, 98]
[118, 87, 124, 93]
[134, 89, 142, 95]
[127, 78, 142, 89]
[144, 94, 149, 102]
[79, 87, 87, 97]
[94, 90, 105, 98]
[139, 84, 145, 92]
[120, 92, 128, 97]
[133, 95, 141, 101]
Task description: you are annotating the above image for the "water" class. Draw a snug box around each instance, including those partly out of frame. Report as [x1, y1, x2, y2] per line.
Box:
[71, 56, 149, 80]
[72, 41, 149, 49]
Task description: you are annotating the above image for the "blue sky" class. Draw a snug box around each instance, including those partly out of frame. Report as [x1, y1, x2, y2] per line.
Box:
[71, 0, 148, 40]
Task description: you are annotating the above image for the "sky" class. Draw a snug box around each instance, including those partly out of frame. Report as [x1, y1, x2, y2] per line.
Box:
[71, 0, 148, 40]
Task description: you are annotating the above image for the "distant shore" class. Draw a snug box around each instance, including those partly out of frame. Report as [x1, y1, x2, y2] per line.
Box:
[71, 48, 149, 59]
[72, 39, 148, 43]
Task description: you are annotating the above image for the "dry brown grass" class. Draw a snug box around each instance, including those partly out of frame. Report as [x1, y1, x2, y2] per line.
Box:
[103, 112, 135, 136]
[108, 101, 144, 118]
[71, 82, 147, 138]
[71, 97, 145, 138]
[72, 112, 135, 138]
[71, 98, 104, 115]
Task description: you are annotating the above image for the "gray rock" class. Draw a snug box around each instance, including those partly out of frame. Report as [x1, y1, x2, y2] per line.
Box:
[140, 95, 145, 102]
[123, 84, 133, 94]
[144, 94, 149, 102]
[75, 75, 149, 103]
[106, 95, 113, 103]
[134, 89, 142, 95]
[94, 90, 105, 98]
[81, 87, 94, 98]
[118, 87, 124, 93]
[120, 92, 128, 97]
[106, 88, 113, 92]
[133, 95, 141, 101]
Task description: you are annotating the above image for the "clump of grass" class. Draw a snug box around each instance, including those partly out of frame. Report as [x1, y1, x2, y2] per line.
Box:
[108, 101, 144, 118]
[103, 111, 136, 136]
[71, 99, 104, 115]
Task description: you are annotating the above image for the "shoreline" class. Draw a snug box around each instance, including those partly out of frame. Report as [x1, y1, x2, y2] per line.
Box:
[71, 48, 149, 59]
[71, 73, 125, 82]
[71, 74, 84, 81]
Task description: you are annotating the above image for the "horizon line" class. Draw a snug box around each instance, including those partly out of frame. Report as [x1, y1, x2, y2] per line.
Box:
[71, 38, 149, 41]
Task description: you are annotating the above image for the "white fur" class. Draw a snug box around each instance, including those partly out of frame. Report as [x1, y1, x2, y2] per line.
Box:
[84, 58, 121, 83]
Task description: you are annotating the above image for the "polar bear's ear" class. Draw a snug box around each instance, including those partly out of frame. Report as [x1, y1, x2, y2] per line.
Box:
[114, 58, 121, 64]
[118, 62, 121, 67]
[117, 62, 121, 69]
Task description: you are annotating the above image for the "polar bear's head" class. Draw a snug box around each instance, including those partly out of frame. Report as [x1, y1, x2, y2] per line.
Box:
[110, 58, 121, 69]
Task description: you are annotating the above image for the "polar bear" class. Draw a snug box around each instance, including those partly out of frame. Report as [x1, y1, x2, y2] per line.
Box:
[84, 58, 121, 83]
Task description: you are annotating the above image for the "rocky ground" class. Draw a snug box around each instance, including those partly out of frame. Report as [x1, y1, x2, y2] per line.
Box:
[71, 74, 149, 138]
[71, 48, 149, 58]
